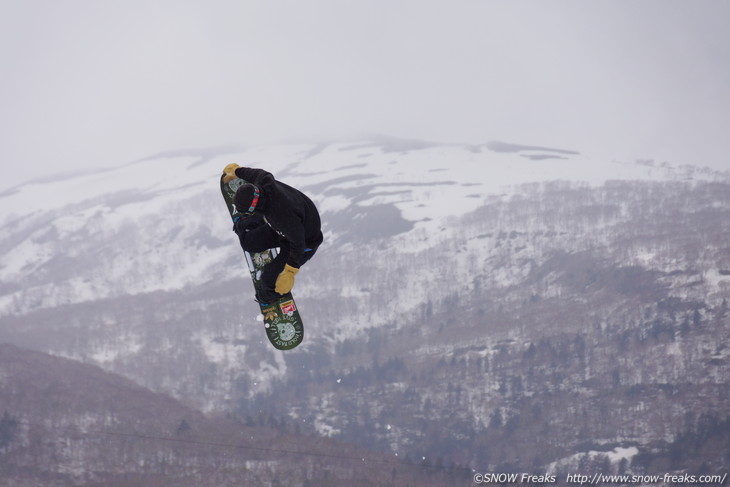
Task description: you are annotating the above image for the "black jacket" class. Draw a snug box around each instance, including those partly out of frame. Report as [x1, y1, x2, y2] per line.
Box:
[234, 167, 323, 268]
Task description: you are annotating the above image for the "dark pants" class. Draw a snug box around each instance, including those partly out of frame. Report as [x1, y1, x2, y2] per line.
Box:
[233, 216, 319, 302]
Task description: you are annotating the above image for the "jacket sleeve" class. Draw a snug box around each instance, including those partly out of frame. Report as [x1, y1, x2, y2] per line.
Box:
[278, 213, 307, 269]
[234, 167, 276, 187]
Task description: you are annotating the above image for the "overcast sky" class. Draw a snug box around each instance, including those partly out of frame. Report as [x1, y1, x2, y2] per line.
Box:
[1, 0, 729, 191]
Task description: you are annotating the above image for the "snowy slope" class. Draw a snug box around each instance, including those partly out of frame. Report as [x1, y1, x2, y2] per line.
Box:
[0, 137, 725, 317]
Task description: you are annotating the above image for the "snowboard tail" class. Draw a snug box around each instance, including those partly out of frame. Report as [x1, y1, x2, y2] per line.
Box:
[220, 174, 304, 350]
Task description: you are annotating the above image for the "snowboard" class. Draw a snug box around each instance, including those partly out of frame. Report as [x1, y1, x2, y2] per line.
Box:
[220, 174, 304, 350]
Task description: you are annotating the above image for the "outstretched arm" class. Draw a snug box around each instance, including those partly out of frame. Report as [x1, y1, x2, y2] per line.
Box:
[234, 167, 276, 186]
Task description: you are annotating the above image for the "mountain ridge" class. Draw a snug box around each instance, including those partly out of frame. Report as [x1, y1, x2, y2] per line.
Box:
[2, 137, 725, 318]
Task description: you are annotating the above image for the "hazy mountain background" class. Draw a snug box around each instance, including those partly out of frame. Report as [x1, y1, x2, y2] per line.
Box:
[0, 137, 728, 485]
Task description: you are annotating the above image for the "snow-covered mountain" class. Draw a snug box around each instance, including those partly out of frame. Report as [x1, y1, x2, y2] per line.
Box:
[0, 136, 720, 317]
[1, 136, 728, 473]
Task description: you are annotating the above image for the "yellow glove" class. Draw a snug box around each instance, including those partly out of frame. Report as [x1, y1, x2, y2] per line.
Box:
[275, 264, 299, 294]
[222, 163, 240, 183]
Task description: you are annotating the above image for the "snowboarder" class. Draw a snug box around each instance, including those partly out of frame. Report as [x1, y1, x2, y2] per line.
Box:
[222, 164, 323, 303]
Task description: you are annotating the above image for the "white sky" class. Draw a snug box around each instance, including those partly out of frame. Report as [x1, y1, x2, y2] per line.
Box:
[1, 0, 729, 191]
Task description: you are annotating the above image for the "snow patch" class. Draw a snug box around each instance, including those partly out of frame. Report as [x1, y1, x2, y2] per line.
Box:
[547, 446, 639, 474]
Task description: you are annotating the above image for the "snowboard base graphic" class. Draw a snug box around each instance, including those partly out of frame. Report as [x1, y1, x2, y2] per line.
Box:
[220, 174, 304, 350]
